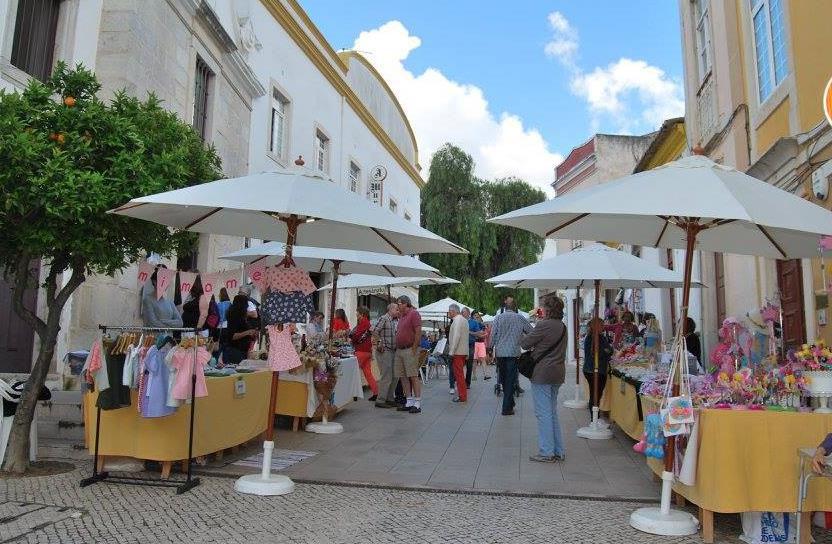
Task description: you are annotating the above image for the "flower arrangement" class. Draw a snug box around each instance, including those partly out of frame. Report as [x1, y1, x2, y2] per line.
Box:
[794, 340, 832, 371]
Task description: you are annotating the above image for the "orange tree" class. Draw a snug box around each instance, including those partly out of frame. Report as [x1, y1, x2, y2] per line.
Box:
[0, 63, 221, 473]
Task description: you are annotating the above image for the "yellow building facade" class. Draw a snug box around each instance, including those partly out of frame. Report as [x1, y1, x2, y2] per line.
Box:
[679, 0, 832, 348]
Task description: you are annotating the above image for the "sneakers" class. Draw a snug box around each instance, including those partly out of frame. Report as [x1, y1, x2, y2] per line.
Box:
[529, 455, 557, 463]
[501, 409, 515, 416]
[408, 406, 421, 414]
[452, 397, 467, 403]
[367, 395, 377, 402]
[449, 387, 456, 395]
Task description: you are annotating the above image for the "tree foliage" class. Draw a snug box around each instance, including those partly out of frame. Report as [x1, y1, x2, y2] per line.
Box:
[420, 144, 545, 312]
[0, 63, 222, 472]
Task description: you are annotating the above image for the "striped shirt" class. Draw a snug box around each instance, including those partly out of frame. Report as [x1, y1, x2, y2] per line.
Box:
[372, 313, 397, 351]
[488, 310, 533, 358]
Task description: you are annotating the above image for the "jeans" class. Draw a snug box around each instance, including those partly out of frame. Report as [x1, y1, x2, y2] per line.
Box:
[531, 383, 564, 458]
[497, 357, 518, 413]
[452, 355, 467, 401]
[448, 355, 455, 388]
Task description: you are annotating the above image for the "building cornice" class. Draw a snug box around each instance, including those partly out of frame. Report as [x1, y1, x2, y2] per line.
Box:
[259, 0, 424, 189]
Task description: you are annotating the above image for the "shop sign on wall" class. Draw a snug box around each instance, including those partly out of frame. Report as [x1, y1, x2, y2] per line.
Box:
[367, 165, 387, 206]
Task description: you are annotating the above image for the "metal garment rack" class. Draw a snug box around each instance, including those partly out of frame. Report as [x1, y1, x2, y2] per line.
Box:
[80, 325, 201, 494]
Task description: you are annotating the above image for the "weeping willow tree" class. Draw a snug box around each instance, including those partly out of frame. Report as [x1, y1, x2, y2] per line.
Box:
[420, 144, 545, 312]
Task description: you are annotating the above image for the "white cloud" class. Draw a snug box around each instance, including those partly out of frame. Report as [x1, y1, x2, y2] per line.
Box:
[545, 12, 684, 134]
[544, 11, 579, 69]
[353, 21, 561, 196]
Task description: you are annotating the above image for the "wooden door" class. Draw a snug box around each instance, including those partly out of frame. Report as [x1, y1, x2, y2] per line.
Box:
[776, 259, 806, 350]
[0, 265, 39, 373]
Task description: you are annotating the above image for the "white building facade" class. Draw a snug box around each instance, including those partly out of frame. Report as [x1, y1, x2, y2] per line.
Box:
[0, 0, 423, 374]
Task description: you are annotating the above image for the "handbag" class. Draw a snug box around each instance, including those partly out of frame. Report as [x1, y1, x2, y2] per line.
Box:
[518, 325, 566, 379]
[205, 295, 220, 329]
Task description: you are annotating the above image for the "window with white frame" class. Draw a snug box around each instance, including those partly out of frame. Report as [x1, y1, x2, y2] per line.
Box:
[314, 129, 329, 173]
[348, 161, 361, 192]
[270, 88, 289, 161]
[693, 0, 712, 81]
[388, 198, 398, 214]
[749, 0, 789, 102]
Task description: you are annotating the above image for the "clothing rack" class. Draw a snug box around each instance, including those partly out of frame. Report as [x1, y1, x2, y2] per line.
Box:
[80, 325, 201, 494]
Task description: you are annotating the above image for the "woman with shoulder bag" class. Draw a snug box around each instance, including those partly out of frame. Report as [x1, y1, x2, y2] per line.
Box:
[520, 294, 568, 463]
[350, 307, 378, 401]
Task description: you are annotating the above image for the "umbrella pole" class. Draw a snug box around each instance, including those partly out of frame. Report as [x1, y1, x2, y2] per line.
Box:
[577, 280, 611, 439]
[236, 215, 301, 496]
[565, 287, 587, 409]
[307, 260, 343, 434]
[630, 221, 700, 535]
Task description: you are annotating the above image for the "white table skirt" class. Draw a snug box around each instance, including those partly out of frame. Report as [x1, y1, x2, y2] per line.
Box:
[244, 357, 363, 417]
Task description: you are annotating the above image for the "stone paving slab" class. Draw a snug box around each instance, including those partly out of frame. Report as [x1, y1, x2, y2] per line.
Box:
[3, 466, 832, 543]
[204, 362, 661, 501]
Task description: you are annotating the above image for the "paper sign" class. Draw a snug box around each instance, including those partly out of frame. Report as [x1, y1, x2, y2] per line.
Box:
[179, 271, 198, 297]
[245, 262, 267, 293]
[200, 273, 221, 297]
[218, 269, 242, 295]
[234, 377, 246, 398]
[155, 267, 175, 300]
[137, 261, 155, 288]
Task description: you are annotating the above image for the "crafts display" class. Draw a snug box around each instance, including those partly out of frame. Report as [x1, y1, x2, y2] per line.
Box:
[794, 340, 832, 412]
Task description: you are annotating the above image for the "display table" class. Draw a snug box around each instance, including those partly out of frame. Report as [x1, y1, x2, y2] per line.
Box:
[641, 396, 832, 543]
[239, 357, 363, 428]
[608, 373, 644, 440]
[83, 370, 271, 476]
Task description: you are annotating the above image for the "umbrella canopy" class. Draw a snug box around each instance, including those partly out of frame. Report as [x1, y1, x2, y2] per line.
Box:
[418, 297, 471, 315]
[487, 244, 703, 289]
[317, 274, 459, 291]
[222, 242, 443, 278]
[490, 155, 832, 259]
[111, 170, 466, 255]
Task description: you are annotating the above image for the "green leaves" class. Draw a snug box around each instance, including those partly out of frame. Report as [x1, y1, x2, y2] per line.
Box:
[420, 144, 545, 312]
[0, 62, 222, 281]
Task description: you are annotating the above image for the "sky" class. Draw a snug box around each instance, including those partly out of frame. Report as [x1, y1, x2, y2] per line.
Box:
[299, 1, 685, 195]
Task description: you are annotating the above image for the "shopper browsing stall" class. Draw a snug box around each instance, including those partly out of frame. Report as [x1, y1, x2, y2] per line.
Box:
[350, 306, 378, 401]
[224, 294, 257, 365]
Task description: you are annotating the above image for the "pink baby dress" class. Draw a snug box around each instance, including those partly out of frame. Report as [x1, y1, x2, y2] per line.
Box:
[267, 325, 302, 371]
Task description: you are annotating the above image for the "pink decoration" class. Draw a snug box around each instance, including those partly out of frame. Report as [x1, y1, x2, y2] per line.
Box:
[245, 262, 267, 293]
[155, 267, 175, 300]
[136, 261, 155, 288]
[178, 271, 198, 297]
[199, 272, 221, 297]
[820, 235, 832, 251]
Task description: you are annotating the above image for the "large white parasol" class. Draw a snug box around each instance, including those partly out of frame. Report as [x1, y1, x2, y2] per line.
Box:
[221, 243, 444, 278]
[111, 169, 465, 497]
[490, 153, 832, 536]
[487, 244, 700, 429]
[111, 170, 466, 255]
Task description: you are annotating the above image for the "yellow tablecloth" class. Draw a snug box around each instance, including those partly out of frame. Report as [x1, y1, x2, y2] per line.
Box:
[642, 396, 832, 513]
[609, 375, 643, 440]
[84, 371, 271, 461]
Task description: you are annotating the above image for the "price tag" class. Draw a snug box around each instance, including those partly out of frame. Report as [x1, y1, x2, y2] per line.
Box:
[234, 377, 246, 398]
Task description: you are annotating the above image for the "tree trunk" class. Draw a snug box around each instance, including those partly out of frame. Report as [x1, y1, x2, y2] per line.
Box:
[2, 330, 57, 473]
[2, 261, 84, 474]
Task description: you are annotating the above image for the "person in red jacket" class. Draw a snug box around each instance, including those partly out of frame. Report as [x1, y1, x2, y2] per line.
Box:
[350, 306, 378, 401]
[332, 308, 351, 337]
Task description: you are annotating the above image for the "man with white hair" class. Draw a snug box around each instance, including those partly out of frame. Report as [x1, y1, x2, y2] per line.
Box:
[448, 304, 470, 403]
[372, 303, 399, 408]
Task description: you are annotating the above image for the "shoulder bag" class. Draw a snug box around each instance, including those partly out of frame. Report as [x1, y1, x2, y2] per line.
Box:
[518, 324, 566, 380]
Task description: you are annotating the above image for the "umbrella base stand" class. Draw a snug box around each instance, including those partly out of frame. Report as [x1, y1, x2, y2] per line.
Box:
[563, 387, 588, 409]
[234, 441, 295, 496]
[576, 407, 612, 439]
[630, 472, 699, 536]
[306, 415, 343, 434]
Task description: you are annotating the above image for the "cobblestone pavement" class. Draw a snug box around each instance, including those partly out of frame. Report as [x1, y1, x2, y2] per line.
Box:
[3, 466, 832, 543]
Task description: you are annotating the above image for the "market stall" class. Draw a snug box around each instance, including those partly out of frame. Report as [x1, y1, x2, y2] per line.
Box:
[83, 369, 271, 478]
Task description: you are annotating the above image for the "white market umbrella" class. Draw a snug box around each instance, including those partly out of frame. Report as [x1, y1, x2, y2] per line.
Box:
[418, 296, 471, 318]
[111, 169, 465, 497]
[222, 243, 444, 277]
[487, 244, 700, 420]
[490, 153, 832, 536]
[112, 170, 465, 256]
[317, 274, 460, 291]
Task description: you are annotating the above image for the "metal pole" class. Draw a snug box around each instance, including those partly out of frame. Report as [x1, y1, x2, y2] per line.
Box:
[328, 261, 342, 341]
[574, 288, 581, 386]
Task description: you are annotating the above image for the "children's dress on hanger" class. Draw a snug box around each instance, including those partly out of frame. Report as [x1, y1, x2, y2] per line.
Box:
[267, 325, 302, 371]
[171, 347, 210, 400]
